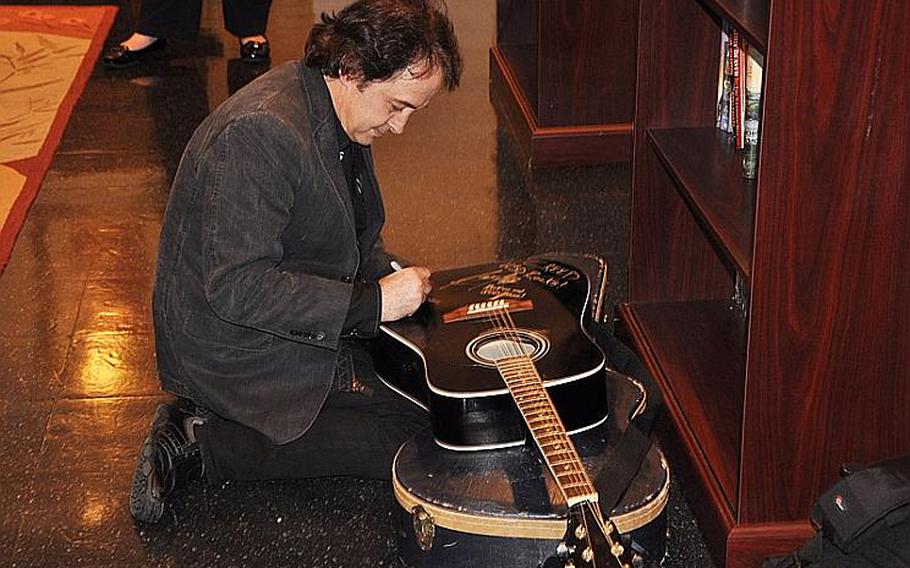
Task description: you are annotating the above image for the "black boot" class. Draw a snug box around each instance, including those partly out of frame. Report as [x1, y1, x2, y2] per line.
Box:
[129, 402, 204, 523]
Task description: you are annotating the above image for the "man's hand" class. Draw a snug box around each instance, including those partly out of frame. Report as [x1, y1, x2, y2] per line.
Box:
[379, 266, 432, 321]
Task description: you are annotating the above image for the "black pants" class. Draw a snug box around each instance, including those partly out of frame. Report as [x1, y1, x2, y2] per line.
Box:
[194, 347, 430, 484]
[138, 0, 272, 41]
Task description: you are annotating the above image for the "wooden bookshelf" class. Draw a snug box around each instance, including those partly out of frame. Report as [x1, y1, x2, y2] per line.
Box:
[623, 0, 910, 566]
[489, 0, 638, 168]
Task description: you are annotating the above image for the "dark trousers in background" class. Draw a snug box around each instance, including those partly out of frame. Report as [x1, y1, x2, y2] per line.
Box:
[194, 346, 430, 484]
[138, 0, 273, 41]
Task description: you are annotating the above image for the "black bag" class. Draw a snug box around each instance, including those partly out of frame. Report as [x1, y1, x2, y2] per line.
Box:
[763, 454, 910, 568]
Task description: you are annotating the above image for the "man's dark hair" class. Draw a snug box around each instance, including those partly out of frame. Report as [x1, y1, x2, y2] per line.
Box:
[304, 0, 462, 91]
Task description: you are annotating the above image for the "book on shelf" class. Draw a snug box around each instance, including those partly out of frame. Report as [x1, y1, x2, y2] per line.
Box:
[716, 25, 730, 132]
[715, 21, 765, 177]
[742, 46, 764, 178]
[730, 27, 742, 147]
[745, 48, 764, 118]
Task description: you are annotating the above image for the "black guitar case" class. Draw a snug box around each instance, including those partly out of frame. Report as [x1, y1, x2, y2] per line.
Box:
[393, 372, 669, 568]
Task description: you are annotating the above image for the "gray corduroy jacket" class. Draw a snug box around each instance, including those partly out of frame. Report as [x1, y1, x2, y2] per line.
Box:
[152, 60, 395, 444]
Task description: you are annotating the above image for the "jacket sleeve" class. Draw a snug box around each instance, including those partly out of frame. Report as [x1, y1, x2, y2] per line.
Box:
[341, 281, 381, 338]
[198, 113, 352, 350]
[361, 235, 401, 280]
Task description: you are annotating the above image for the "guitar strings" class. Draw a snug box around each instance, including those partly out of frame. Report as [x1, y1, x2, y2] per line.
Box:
[485, 305, 627, 563]
[484, 307, 591, 492]
[494, 309, 590, 490]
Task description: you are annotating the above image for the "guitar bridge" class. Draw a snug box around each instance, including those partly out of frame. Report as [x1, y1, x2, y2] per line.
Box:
[442, 299, 534, 324]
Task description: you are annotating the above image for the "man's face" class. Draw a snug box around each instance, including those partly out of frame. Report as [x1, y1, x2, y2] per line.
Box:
[334, 66, 444, 146]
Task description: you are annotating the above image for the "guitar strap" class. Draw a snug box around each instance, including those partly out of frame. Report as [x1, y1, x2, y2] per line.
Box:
[592, 412, 653, 514]
[525, 375, 655, 522]
[591, 324, 663, 517]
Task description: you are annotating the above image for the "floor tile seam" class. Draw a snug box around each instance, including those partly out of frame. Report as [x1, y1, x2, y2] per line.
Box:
[71, 328, 155, 338]
[11, 506, 27, 561]
[40, 276, 89, 453]
[54, 393, 167, 403]
[31, 185, 169, 195]
[57, 278, 89, 382]
[53, 148, 160, 158]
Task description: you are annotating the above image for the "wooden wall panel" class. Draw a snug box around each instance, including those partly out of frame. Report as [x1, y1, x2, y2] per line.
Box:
[538, 0, 637, 126]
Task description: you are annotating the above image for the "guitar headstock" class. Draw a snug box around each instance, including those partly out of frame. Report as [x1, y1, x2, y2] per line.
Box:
[544, 501, 635, 568]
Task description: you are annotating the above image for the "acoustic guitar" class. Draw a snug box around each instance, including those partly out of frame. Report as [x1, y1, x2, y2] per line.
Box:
[373, 257, 610, 451]
[374, 256, 645, 567]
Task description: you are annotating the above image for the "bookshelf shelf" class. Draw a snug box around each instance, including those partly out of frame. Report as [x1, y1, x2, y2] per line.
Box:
[620, 300, 744, 508]
[623, 0, 910, 566]
[647, 127, 755, 277]
[698, 0, 769, 51]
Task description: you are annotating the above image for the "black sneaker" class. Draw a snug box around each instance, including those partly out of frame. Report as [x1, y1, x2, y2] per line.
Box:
[129, 402, 204, 523]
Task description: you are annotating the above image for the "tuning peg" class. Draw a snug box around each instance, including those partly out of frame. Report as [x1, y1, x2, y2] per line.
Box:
[582, 547, 594, 563]
[574, 524, 587, 540]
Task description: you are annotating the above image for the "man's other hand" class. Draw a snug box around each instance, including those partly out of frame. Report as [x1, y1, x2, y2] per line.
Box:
[379, 266, 432, 321]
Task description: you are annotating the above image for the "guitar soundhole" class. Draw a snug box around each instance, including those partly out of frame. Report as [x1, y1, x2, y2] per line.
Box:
[465, 329, 549, 368]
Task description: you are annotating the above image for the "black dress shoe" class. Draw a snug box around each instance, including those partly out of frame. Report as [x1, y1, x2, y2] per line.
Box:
[129, 402, 204, 524]
[102, 38, 168, 68]
[240, 38, 270, 63]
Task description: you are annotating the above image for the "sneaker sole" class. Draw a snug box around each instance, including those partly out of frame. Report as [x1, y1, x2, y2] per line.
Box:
[129, 405, 167, 523]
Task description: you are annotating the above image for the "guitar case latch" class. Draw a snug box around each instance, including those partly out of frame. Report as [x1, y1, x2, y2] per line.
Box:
[411, 505, 436, 551]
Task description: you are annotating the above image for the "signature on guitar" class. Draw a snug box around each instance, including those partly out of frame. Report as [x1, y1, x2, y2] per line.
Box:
[439, 261, 583, 302]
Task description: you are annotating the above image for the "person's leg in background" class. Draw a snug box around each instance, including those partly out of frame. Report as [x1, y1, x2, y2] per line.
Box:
[135, 0, 204, 42]
[103, 0, 203, 67]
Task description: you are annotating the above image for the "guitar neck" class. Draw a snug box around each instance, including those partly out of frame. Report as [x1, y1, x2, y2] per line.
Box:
[496, 355, 598, 507]
[498, 355, 636, 568]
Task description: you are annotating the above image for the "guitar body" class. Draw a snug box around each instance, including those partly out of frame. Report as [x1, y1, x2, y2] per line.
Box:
[373, 256, 610, 450]
[392, 373, 669, 568]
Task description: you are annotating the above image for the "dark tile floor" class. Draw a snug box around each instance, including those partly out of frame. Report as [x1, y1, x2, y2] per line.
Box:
[1, 1, 716, 567]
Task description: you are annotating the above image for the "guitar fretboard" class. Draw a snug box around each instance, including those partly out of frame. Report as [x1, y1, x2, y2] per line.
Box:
[496, 355, 598, 506]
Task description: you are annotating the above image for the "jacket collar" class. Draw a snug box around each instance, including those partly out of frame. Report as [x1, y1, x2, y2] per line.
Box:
[295, 61, 357, 226]
[297, 59, 336, 128]
[294, 61, 386, 246]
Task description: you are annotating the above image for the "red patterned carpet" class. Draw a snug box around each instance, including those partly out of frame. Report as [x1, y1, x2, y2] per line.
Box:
[0, 5, 116, 273]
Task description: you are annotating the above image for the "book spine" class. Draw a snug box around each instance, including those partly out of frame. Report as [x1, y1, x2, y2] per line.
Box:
[731, 28, 742, 147]
[716, 27, 729, 130]
[720, 21, 733, 133]
[737, 36, 748, 148]
[742, 45, 764, 179]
